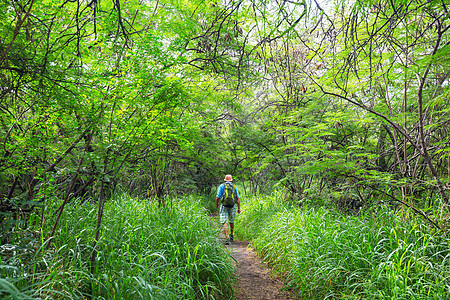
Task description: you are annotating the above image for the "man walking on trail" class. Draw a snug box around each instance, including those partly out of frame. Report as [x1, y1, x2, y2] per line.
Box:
[216, 174, 241, 244]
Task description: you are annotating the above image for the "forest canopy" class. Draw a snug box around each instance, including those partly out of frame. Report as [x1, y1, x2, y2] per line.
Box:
[1, 0, 449, 230]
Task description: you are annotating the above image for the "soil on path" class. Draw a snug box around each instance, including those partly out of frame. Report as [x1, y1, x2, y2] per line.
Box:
[225, 240, 295, 300]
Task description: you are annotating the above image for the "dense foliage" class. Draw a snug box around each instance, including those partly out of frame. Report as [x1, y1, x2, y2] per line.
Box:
[238, 193, 450, 299]
[1, 0, 449, 227]
[1, 0, 449, 298]
[0, 195, 234, 299]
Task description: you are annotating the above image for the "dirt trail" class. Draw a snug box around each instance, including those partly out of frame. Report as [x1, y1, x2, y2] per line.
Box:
[225, 240, 294, 300]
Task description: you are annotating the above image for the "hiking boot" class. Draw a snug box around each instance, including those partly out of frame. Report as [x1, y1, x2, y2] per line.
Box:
[229, 234, 234, 242]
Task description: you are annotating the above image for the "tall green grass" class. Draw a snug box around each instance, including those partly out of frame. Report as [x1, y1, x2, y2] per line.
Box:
[1, 194, 235, 299]
[237, 192, 450, 299]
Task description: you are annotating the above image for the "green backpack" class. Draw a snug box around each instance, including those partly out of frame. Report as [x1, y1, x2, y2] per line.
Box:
[222, 182, 237, 207]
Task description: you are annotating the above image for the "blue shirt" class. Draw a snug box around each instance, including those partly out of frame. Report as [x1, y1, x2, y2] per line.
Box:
[216, 183, 239, 199]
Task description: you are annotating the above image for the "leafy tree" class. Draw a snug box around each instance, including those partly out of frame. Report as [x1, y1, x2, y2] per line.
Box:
[221, 0, 450, 230]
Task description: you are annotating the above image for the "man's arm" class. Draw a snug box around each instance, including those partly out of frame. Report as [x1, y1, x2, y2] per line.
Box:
[235, 186, 241, 213]
[216, 184, 224, 208]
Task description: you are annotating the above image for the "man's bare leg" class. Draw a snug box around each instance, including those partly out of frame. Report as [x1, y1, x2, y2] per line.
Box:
[229, 223, 234, 241]
[222, 222, 229, 239]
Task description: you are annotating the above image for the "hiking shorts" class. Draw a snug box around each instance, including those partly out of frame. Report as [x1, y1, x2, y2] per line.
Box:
[219, 204, 237, 224]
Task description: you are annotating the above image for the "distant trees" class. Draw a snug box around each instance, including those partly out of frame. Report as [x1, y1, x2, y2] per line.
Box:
[236, 0, 450, 228]
[0, 0, 248, 234]
[1, 0, 449, 234]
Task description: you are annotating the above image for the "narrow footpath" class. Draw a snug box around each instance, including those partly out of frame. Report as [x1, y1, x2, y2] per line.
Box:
[225, 240, 294, 300]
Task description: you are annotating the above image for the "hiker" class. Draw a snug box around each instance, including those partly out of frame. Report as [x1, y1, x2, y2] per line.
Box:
[216, 174, 241, 243]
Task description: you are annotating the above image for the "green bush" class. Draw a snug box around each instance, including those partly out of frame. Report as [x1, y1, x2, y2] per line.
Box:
[1, 194, 235, 299]
[237, 194, 450, 299]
